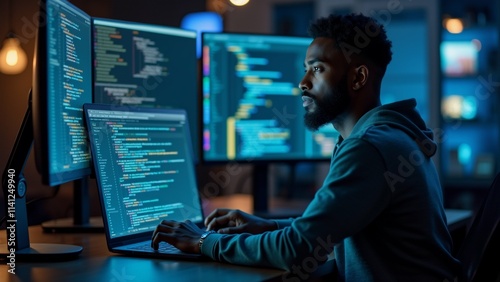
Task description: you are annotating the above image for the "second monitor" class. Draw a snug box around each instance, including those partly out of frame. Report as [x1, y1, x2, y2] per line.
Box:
[92, 18, 199, 161]
[201, 32, 340, 163]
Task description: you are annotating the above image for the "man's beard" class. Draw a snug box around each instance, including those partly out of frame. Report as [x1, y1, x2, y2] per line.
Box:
[303, 79, 350, 131]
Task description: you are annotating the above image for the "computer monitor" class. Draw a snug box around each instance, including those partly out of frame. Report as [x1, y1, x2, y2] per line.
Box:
[92, 18, 199, 161]
[2, 0, 92, 260]
[32, 0, 92, 186]
[201, 32, 339, 163]
[201, 32, 339, 214]
[31, 0, 103, 233]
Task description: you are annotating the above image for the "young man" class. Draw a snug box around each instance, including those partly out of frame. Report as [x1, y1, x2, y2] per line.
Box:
[152, 13, 461, 281]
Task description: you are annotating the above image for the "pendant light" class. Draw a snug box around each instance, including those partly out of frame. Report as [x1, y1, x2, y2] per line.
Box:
[0, 0, 28, 75]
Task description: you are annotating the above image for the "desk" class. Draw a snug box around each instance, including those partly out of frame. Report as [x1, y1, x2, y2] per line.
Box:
[0, 199, 472, 282]
[0, 226, 288, 282]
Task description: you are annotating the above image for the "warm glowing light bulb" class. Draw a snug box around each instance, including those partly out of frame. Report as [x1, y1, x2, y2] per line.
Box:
[230, 0, 250, 7]
[0, 37, 28, 75]
[445, 18, 464, 34]
[6, 49, 19, 66]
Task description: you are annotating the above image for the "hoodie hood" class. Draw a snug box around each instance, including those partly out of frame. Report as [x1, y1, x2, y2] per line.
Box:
[350, 99, 437, 157]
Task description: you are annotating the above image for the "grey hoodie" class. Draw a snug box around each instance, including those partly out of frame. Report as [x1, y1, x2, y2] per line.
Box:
[202, 99, 461, 281]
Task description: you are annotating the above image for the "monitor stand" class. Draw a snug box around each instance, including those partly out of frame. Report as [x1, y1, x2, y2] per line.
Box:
[1, 91, 82, 261]
[252, 163, 269, 216]
[251, 163, 304, 219]
[41, 177, 104, 233]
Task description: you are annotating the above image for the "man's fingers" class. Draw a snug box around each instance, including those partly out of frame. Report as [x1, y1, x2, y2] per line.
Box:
[152, 232, 160, 249]
[218, 224, 246, 234]
[204, 208, 231, 226]
[151, 231, 172, 250]
[206, 213, 234, 231]
[160, 219, 178, 226]
[153, 221, 173, 236]
[151, 220, 177, 248]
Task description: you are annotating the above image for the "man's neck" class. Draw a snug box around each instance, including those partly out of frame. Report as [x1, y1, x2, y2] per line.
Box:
[333, 100, 381, 139]
[332, 113, 357, 139]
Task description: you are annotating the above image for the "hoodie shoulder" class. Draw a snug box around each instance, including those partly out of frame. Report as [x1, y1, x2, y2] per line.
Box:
[350, 99, 437, 158]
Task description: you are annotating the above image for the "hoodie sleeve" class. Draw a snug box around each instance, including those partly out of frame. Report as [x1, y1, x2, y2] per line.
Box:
[200, 137, 392, 271]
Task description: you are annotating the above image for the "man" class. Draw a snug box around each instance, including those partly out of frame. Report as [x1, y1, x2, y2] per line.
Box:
[152, 13, 461, 281]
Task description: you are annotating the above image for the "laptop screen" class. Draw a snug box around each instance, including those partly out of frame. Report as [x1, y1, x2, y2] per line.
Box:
[84, 105, 204, 239]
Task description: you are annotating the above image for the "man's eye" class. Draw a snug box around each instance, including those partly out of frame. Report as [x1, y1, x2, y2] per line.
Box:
[304, 66, 321, 73]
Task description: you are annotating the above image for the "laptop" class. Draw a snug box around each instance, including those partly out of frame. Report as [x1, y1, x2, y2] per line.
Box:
[83, 103, 205, 260]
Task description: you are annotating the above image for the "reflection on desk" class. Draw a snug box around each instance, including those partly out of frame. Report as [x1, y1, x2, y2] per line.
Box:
[8, 256, 286, 282]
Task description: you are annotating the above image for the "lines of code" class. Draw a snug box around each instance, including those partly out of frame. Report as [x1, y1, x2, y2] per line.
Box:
[46, 1, 92, 180]
[202, 34, 339, 162]
[92, 19, 200, 160]
[93, 24, 168, 105]
[87, 110, 202, 238]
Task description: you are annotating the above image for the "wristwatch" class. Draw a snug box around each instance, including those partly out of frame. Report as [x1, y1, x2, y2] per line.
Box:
[199, 230, 216, 253]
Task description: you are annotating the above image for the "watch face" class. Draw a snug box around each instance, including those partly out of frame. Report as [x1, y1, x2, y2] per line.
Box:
[199, 230, 216, 249]
[202, 230, 215, 239]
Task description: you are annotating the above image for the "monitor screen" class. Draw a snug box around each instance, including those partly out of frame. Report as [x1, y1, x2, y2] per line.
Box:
[32, 0, 92, 186]
[84, 105, 203, 239]
[201, 32, 339, 163]
[440, 41, 479, 77]
[92, 18, 199, 161]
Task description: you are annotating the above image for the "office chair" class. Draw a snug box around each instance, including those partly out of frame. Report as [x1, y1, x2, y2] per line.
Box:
[455, 172, 500, 282]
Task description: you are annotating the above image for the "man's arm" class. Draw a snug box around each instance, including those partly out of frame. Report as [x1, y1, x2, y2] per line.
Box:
[272, 219, 294, 229]
[201, 138, 393, 271]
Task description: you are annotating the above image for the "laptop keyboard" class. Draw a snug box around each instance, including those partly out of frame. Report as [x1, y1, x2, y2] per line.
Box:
[130, 242, 179, 253]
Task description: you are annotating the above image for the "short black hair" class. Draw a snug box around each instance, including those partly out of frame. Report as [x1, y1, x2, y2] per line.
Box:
[308, 13, 392, 70]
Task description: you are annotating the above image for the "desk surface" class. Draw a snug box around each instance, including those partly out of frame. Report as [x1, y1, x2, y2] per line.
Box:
[0, 226, 287, 282]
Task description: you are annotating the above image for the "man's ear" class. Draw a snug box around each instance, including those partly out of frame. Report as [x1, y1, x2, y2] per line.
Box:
[352, 65, 369, 91]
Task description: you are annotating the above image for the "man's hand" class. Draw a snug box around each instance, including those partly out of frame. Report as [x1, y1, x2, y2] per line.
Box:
[151, 220, 205, 253]
[205, 209, 278, 234]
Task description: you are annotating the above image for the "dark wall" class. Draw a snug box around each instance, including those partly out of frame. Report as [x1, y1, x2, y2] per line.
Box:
[72, 0, 206, 26]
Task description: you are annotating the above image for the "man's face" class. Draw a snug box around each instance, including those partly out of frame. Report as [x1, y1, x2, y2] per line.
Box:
[300, 37, 350, 131]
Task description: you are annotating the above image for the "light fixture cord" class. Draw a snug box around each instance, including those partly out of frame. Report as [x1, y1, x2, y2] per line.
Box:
[7, 0, 14, 36]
